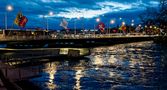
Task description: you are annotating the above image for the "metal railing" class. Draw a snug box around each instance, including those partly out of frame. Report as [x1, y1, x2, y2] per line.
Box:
[0, 33, 159, 41]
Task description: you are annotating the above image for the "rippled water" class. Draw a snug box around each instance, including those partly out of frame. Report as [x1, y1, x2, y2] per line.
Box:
[26, 41, 167, 90]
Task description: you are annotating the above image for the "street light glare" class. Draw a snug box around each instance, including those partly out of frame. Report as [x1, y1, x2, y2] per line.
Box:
[96, 18, 100, 22]
[110, 20, 115, 24]
[131, 23, 134, 26]
[77, 16, 80, 19]
[6, 5, 13, 11]
[49, 11, 54, 16]
[122, 21, 125, 25]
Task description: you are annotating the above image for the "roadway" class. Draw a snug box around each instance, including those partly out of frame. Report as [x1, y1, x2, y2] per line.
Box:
[0, 33, 160, 49]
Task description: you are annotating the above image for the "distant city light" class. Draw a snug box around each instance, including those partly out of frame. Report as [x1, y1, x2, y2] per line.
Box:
[119, 17, 122, 20]
[6, 5, 13, 11]
[132, 20, 134, 22]
[150, 26, 153, 28]
[139, 24, 141, 27]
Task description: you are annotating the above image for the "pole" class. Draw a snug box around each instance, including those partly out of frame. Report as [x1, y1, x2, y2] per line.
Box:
[109, 24, 110, 36]
[94, 24, 95, 37]
[5, 12, 7, 30]
[47, 17, 48, 31]
[74, 19, 76, 35]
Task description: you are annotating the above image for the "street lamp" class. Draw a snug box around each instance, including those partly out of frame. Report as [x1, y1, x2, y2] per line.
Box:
[131, 23, 134, 26]
[5, 5, 13, 30]
[46, 11, 54, 31]
[74, 17, 80, 35]
[6, 5, 13, 11]
[94, 18, 100, 36]
[49, 11, 53, 16]
[109, 20, 115, 34]
[122, 21, 125, 25]
[96, 18, 100, 22]
[110, 20, 115, 24]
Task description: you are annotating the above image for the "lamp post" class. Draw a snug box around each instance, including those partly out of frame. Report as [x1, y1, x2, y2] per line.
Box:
[5, 5, 13, 30]
[109, 20, 115, 35]
[44, 11, 53, 37]
[47, 11, 54, 31]
[74, 17, 80, 35]
[95, 18, 100, 36]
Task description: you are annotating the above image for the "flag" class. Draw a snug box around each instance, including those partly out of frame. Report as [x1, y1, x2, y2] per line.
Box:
[14, 12, 23, 25]
[60, 19, 68, 30]
[19, 16, 28, 27]
[119, 25, 126, 31]
[135, 26, 141, 32]
[14, 11, 28, 27]
[97, 22, 105, 32]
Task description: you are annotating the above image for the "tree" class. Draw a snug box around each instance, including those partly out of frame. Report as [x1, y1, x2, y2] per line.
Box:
[139, 7, 158, 25]
[157, 0, 167, 28]
[140, 0, 167, 29]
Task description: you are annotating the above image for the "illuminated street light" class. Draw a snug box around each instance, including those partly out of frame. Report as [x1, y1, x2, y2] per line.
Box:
[131, 23, 134, 26]
[154, 26, 157, 29]
[77, 16, 80, 20]
[49, 11, 54, 16]
[96, 18, 100, 22]
[6, 5, 13, 11]
[110, 20, 115, 24]
[122, 21, 125, 25]
[46, 11, 54, 31]
[150, 26, 152, 28]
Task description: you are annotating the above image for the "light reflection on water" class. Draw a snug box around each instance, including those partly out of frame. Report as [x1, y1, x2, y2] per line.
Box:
[27, 41, 167, 90]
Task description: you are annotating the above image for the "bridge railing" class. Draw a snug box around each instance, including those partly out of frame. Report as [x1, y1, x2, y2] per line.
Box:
[0, 33, 159, 41]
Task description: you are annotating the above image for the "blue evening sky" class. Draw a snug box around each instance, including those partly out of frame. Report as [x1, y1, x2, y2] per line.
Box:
[0, 0, 159, 30]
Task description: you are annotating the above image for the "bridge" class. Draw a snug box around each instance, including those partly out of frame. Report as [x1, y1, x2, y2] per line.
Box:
[0, 33, 160, 49]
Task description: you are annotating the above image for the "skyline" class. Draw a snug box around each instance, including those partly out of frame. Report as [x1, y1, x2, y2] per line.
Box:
[0, 0, 160, 30]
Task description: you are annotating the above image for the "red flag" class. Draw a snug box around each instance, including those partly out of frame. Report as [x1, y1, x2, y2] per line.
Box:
[97, 22, 105, 32]
[19, 16, 28, 27]
[119, 25, 126, 31]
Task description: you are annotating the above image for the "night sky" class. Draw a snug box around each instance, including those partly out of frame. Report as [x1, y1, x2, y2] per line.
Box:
[0, 0, 159, 30]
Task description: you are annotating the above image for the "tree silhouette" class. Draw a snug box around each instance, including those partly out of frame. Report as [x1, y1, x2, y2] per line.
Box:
[140, 0, 167, 29]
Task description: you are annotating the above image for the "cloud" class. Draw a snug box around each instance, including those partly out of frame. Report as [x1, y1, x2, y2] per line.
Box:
[0, 0, 160, 29]
[46, 0, 148, 19]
